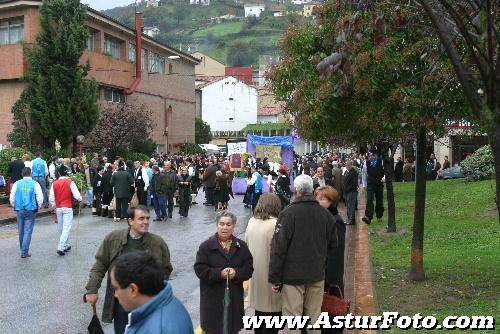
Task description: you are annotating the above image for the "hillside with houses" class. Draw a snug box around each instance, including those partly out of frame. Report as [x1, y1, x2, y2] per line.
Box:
[102, 0, 320, 67]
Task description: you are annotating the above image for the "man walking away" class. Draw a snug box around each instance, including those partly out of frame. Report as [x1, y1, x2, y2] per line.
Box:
[84, 205, 173, 334]
[342, 160, 359, 225]
[49, 166, 82, 256]
[92, 166, 104, 216]
[9, 167, 43, 258]
[162, 161, 177, 219]
[110, 163, 134, 222]
[202, 159, 218, 206]
[110, 251, 193, 334]
[362, 153, 384, 225]
[9, 156, 26, 184]
[31, 151, 49, 208]
[151, 166, 167, 221]
[269, 174, 338, 333]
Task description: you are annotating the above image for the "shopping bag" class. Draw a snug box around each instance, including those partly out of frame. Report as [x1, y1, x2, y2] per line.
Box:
[130, 192, 139, 207]
[88, 303, 104, 334]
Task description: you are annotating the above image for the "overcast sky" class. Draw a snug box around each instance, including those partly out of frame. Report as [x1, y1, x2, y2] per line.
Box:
[82, 0, 135, 11]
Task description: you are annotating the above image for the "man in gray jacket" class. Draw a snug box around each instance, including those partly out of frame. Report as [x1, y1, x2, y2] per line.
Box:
[110, 163, 134, 222]
[269, 174, 337, 333]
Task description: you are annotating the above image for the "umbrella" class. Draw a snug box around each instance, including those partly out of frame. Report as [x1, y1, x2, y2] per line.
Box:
[223, 271, 231, 334]
[88, 303, 105, 334]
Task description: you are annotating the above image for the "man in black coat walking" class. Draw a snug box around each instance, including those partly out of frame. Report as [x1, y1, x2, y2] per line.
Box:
[202, 159, 218, 206]
[9, 157, 25, 183]
[342, 160, 359, 225]
[269, 174, 338, 330]
[362, 153, 385, 224]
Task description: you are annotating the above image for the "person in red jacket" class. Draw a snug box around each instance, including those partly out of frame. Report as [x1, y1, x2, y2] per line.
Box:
[49, 165, 82, 256]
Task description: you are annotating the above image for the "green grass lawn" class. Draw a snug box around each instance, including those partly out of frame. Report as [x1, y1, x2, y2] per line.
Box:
[192, 22, 245, 37]
[370, 179, 499, 333]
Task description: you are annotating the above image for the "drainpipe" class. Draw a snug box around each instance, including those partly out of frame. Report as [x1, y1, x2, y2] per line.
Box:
[124, 12, 143, 95]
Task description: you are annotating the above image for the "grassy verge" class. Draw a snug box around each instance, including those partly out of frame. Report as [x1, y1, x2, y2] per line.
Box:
[370, 179, 499, 333]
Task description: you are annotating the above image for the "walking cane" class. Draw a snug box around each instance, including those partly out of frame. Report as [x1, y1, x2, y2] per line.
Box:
[223, 270, 231, 334]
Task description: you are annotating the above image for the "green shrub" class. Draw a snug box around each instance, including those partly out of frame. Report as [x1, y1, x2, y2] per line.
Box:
[461, 145, 495, 181]
[69, 172, 87, 192]
[0, 148, 34, 179]
[180, 143, 204, 154]
[128, 152, 150, 162]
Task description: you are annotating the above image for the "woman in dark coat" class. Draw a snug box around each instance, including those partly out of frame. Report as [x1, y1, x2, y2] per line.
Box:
[194, 211, 254, 334]
[274, 168, 291, 209]
[100, 165, 114, 218]
[315, 186, 345, 334]
[214, 170, 230, 210]
[177, 167, 192, 217]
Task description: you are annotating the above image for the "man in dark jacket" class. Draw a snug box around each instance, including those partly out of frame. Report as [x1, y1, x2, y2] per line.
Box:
[162, 161, 177, 219]
[85, 205, 172, 334]
[151, 166, 167, 221]
[269, 174, 337, 329]
[202, 160, 218, 206]
[312, 166, 333, 190]
[110, 164, 134, 222]
[362, 153, 385, 224]
[91, 166, 104, 216]
[342, 160, 359, 225]
[9, 157, 25, 183]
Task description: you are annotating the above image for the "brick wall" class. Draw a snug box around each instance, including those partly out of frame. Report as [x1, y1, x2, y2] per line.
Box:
[0, 81, 25, 145]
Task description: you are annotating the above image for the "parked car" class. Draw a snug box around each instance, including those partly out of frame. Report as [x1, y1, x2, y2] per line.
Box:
[442, 166, 464, 179]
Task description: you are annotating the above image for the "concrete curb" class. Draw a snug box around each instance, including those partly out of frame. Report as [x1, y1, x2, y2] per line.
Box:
[0, 209, 54, 226]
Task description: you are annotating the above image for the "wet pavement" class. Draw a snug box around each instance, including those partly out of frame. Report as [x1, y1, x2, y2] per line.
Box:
[0, 193, 253, 334]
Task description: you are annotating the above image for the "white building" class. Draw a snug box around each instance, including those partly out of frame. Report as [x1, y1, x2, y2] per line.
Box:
[146, 0, 160, 7]
[190, 0, 210, 5]
[245, 4, 265, 17]
[197, 76, 258, 132]
[143, 27, 160, 37]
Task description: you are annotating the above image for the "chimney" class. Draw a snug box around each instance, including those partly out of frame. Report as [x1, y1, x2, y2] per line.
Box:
[125, 12, 143, 95]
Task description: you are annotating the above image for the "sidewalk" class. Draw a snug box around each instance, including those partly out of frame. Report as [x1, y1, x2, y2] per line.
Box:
[0, 203, 53, 225]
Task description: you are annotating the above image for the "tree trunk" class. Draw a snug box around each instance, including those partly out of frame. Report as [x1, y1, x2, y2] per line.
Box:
[384, 149, 397, 232]
[410, 127, 427, 281]
[489, 117, 500, 223]
[72, 136, 78, 158]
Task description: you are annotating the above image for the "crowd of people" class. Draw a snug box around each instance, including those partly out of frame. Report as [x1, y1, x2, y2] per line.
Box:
[5, 148, 453, 333]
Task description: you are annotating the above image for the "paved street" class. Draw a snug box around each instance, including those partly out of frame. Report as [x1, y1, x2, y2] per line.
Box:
[0, 193, 253, 334]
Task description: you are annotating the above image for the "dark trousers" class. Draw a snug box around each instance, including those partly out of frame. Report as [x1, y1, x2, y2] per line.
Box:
[136, 188, 146, 205]
[166, 191, 174, 217]
[115, 197, 128, 219]
[365, 183, 384, 220]
[178, 191, 190, 217]
[344, 191, 358, 224]
[153, 193, 167, 219]
[254, 310, 282, 334]
[113, 299, 128, 334]
[205, 186, 215, 205]
[252, 191, 262, 212]
[93, 191, 102, 215]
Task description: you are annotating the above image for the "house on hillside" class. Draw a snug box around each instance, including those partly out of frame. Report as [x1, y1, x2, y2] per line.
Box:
[244, 4, 265, 17]
[192, 52, 226, 76]
[303, 3, 320, 17]
[143, 26, 160, 37]
[190, 0, 210, 5]
[146, 0, 160, 7]
[0, 0, 200, 152]
[196, 76, 257, 133]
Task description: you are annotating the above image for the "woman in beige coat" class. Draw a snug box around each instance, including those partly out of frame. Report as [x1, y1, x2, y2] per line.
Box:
[245, 193, 283, 334]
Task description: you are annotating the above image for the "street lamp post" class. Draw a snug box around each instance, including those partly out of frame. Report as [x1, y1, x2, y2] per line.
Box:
[76, 135, 85, 158]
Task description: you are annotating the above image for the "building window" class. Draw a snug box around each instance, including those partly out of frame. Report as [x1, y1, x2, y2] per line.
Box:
[128, 43, 136, 62]
[0, 17, 24, 45]
[168, 63, 173, 74]
[142, 48, 148, 71]
[104, 35, 122, 59]
[103, 87, 125, 103]
[149, 52, 160, 73]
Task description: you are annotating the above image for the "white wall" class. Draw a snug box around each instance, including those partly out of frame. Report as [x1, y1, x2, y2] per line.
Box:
[201, 76, 257, 132]
[245, 5, 265, 17]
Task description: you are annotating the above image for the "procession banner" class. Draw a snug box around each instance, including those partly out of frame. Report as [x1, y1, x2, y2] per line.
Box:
[227, 142, 247, 155]
[255, 145, 281, 163]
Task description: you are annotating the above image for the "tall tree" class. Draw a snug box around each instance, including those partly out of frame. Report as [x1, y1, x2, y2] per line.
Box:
[195, 118, 212, 144]
[417, 0, 499, 220]
[268, 0, 467, 280]
[9, 0, 99, 155]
